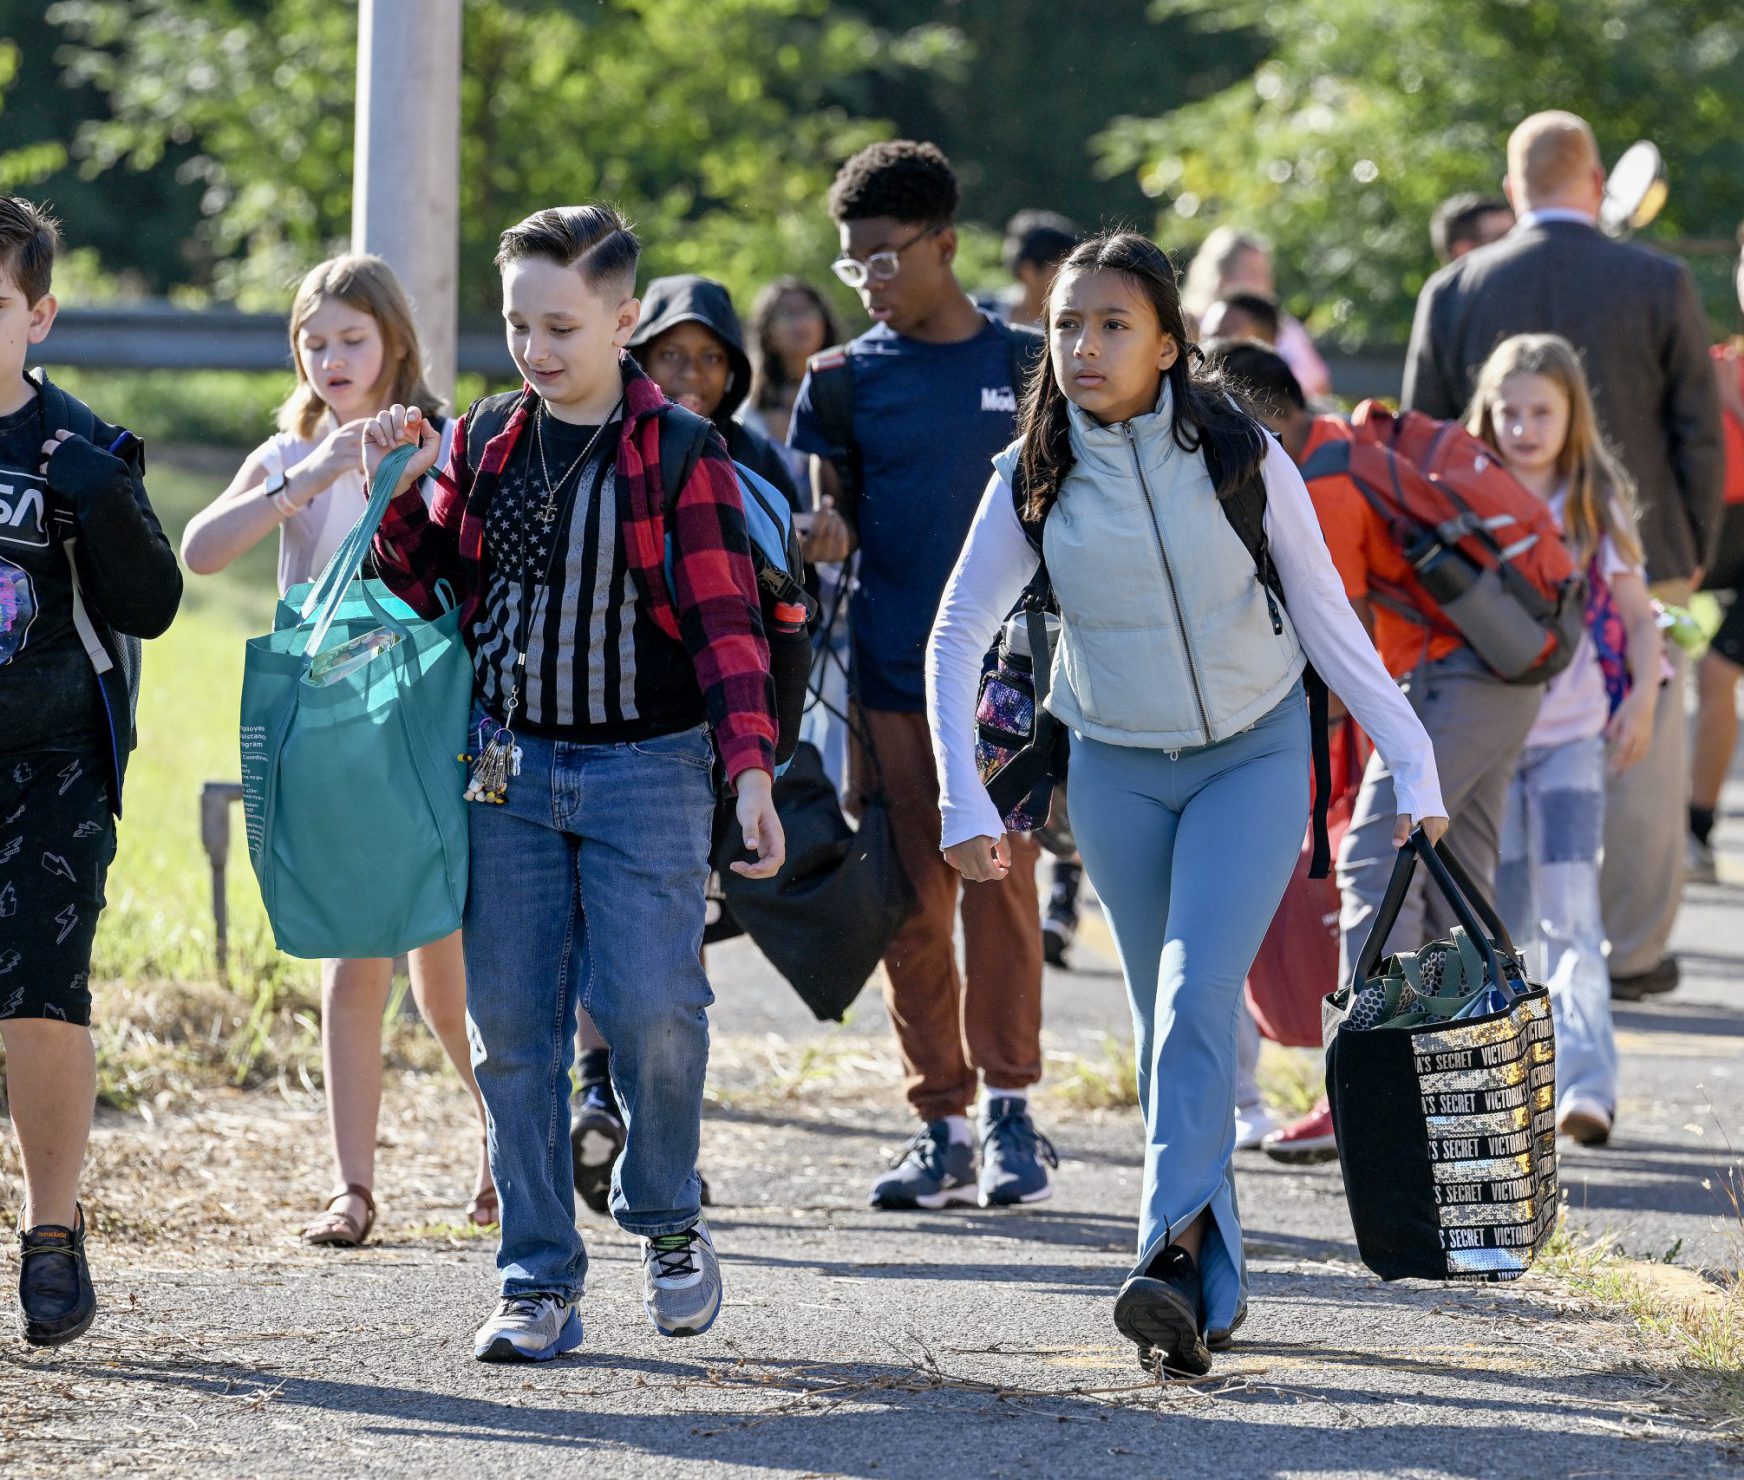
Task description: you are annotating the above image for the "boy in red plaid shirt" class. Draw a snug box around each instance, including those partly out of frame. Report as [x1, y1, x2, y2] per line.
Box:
[364, 205, 781, 1363]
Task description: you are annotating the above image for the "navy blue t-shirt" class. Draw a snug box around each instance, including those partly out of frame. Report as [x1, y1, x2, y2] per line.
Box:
[789, 316, 1024, 712]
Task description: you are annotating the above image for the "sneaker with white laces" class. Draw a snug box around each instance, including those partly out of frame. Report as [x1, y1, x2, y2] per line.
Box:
[641, 1221, 722, 1338]
[1233, 1099, 1278, 1151]
[978, 1098, 1059, 1206]
[869, 1120, 978, 1210]
[473, 1293, 585, 1363]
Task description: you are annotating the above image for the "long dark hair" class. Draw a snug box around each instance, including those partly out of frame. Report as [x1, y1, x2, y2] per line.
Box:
[1015, 231, 1267, 525]
[749, 277, 843, 411]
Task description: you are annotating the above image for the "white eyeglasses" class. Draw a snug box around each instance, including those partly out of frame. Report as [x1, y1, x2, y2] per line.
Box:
[830, 225, 942, 289]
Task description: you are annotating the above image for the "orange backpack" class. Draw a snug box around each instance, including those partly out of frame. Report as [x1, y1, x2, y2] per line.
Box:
[1302, 402, 1586, 684]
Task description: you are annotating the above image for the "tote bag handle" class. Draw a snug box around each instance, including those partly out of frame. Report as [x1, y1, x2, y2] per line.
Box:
[300, 442, 419, 659]
[1351, 827, 1515, 1002]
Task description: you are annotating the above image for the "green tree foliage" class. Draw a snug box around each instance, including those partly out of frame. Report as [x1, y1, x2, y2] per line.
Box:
[832, 0, 1261, 238]
[1099, 0, 1744, 346]
[0, 0, 205, 293]
[40, 0, 916, 313]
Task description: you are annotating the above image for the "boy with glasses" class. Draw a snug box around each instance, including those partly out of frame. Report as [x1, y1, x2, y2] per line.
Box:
[790, 141, 1055, 1211]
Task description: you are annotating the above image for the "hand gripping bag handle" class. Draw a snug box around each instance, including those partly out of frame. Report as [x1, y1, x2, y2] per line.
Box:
[302, 442, 419, 660]
[1351, 827, 1513, 1003]
[294, 442, 415, 623]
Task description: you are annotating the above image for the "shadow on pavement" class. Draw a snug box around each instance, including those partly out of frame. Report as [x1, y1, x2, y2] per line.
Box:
[41, 1344, 1728, 1478]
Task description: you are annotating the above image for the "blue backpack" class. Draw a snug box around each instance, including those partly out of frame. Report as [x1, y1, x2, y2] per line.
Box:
[654, 406, 816, 769]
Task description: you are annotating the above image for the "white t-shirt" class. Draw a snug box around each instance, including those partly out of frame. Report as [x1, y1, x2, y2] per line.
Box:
[259, 414, 453, 597]
[1526, 489, 1639, 751]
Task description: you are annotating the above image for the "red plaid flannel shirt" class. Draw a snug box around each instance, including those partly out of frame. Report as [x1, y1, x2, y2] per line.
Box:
[372, 355, 776, 780]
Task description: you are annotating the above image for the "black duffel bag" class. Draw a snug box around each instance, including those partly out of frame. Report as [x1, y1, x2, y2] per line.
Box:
[713, 739, 911, 1022]
[1324, 829, 1557, 1283]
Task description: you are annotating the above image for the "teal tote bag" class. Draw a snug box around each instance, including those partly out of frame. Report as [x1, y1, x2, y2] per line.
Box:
[240, 443, 473, 959]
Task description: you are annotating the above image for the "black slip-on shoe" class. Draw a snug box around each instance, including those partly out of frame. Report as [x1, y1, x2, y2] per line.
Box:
[1610, 956, 1679, 1002]
[1114, 1243, 1211, 1377]
[19, 1209, 96, 1348]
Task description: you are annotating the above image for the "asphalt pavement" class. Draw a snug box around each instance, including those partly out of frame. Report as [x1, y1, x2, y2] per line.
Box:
[2, 777, 1740, 1478]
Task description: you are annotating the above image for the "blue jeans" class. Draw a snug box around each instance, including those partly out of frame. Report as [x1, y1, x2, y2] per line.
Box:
[463, 710, 717, 1301]
[1068, 684, 1310, 1333]
[1498, 734, 1616, 1116]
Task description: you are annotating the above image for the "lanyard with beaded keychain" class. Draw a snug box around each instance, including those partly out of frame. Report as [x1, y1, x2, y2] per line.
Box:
[463, 394, 625, 803]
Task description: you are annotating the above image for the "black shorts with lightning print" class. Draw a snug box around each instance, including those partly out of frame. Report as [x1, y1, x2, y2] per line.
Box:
[0, 750, 116, 1025]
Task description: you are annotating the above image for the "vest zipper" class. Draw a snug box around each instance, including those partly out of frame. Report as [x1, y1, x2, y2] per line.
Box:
[1122, 422, 1211, 744]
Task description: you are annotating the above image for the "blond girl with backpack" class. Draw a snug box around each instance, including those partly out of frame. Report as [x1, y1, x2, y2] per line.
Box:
[1467, 333, 1663, 1146]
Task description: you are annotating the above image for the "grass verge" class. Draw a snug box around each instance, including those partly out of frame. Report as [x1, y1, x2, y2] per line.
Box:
[1537, 1215, 1744, 1434]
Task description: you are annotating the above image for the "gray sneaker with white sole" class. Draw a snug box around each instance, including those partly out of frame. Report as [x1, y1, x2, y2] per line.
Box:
[473, 1293, 584, 1363]
[641, 1221, 722, 1338]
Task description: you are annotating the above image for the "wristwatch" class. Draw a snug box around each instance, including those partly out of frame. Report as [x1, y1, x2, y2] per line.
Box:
[262, 469, 297, 517]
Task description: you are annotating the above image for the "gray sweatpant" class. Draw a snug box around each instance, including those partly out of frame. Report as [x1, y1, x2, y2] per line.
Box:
[1599, 638, 1689, 978]
[1337, 648, 1543, 986]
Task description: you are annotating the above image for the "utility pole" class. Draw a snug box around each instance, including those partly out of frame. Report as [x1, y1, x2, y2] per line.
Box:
[352, 0, 462, 400]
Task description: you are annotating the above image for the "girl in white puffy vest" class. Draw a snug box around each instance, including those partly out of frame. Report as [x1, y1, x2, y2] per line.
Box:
[927, 231, 1449, 1375]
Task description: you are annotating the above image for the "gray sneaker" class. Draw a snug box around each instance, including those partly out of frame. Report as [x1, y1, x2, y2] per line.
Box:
[870, 1120, 978, 1210]
[1688, 834, 1718, 885]
[473, 1293, 584, 1363]
[641, 1221, 722, 1338]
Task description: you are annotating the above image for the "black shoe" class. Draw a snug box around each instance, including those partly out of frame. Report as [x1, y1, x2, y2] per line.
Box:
[1610, 955, 1679, 1002]
[1041, 911, 1076, 969]
[18, 1208, 96, 1348]
[1114, 1243, 1211, 1377]
[570, 1082, 626, 1217]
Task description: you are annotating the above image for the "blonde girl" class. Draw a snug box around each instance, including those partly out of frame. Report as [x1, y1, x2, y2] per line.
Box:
[181, 255, 493, 1242]
[1467, 332, 1662, 1146]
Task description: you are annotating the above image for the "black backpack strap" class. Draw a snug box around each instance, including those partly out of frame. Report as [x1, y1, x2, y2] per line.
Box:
[1208, 439, 1334, 879]
[1302, 666, 1333, 878]
[655, 402, 718, 516]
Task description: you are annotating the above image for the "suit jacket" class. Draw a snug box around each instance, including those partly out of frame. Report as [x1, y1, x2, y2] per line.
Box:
[1402, 219, 1724, 583]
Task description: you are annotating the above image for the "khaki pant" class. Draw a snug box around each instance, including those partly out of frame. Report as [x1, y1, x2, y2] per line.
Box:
[860, 709, 1044, 1121]
[1599, 580, 1691, 978]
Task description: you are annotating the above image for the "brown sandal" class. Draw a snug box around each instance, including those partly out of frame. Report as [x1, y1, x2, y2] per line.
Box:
[301, 1184, 376, 1247]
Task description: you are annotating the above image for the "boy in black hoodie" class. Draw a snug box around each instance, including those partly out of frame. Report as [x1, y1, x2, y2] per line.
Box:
[630, 275, 802, 510]
[0, 197, 181, 1347]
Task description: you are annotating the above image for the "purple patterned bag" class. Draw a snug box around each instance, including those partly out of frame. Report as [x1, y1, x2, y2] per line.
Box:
[975, 593, 1062, 833]
[1584, 557, 1629, 718]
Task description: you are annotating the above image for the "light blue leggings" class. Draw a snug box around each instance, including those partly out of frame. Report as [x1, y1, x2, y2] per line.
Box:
[1069, 685, 1310, 1333]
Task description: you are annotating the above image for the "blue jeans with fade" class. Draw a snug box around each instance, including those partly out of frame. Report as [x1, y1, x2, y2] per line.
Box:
[1498, 733, 1616, 1117]
[462, 709, 718, 1302]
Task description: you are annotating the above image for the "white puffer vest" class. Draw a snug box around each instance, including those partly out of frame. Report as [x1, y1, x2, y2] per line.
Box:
[992, 387, 1305, 750]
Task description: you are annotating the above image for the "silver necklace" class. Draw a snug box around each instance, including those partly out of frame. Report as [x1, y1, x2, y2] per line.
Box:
[534, 400, 620, 524]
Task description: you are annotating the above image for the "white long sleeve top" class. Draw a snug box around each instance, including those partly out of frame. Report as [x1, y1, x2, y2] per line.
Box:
[926, 433, 1446, 849]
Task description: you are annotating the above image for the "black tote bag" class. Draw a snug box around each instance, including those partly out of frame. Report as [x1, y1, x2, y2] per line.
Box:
[714, 740, 912, 1022]
[1324, 830, 1558, 1283]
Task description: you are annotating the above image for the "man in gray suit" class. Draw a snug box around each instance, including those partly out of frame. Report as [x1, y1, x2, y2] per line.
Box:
[1403, 110, 1725, 998]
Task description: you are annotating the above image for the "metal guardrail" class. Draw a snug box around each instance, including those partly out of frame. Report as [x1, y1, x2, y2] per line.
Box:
[27, 301, 1411, 400]
[28, 302, 522, 380]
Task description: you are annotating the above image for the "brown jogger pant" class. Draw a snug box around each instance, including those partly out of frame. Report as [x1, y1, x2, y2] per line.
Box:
[860, 709, 1044, 1121]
